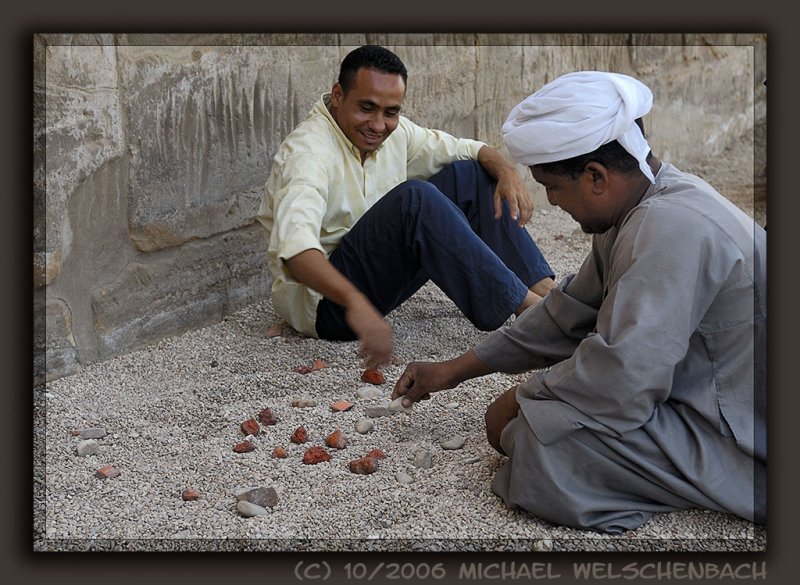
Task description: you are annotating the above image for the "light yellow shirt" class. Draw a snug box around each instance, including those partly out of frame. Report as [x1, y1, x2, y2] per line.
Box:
[257, 93, 486, 337]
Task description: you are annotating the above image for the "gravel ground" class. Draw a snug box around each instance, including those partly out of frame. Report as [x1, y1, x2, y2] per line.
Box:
[34, 187, 766, 552]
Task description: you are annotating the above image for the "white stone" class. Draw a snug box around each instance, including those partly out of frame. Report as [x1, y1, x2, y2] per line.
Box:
[355, 418, 374, 434]
[236, 500, 269, 517]
[396, 472, 414, 484]
[388, 397, 413, 414]
[356, 386, 384, 400]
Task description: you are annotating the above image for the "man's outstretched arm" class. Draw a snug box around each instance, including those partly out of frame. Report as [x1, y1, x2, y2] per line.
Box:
[285, 249, 393, 368]
[391, 349, 495, 407]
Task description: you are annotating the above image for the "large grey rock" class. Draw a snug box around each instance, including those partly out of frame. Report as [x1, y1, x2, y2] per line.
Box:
[90, 226, 270, 354]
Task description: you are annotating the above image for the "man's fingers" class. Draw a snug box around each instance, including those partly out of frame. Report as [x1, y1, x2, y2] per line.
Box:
[392, 367, 414, 400]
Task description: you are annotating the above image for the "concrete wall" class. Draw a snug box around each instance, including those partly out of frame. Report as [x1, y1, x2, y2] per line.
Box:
[33, 33, 766, 385]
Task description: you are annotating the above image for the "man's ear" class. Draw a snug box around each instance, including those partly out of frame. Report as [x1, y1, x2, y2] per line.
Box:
[331, 82, 344, 107]
[584, 161, 609, 194]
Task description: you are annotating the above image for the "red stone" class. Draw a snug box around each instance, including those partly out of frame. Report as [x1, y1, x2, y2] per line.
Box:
[348, 456, 378, 474]
[290, 426, 308, 444]
[257, 408, 278, 426]
[303, 446, 332, 464]
[365, 448, 386, 459]
[181, 488, 201, 501]
[272, 446, 288, 458]
[330, 400, 354, 412]
[361, 368, 386, 385]
[233, 440, 256, 453]
[325, 429, 348, 449]
[294, 358, 328, 374]
[95, 465, 121, 479]
[240, 418, 260, 435]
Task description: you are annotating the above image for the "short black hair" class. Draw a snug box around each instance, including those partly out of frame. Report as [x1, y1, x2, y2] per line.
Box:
[537, 118, 651, 179]
[338, 45, 408, 94]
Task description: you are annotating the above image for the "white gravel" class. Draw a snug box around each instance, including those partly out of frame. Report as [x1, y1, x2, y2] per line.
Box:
[34, 205, 765, 552]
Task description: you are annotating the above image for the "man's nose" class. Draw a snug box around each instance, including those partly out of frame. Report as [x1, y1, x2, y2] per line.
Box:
[367, 113, 386, 132]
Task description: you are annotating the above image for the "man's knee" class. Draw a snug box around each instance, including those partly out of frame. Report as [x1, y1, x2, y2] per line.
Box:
[385, 179, 456, 219]
[485, 412, 506, 455]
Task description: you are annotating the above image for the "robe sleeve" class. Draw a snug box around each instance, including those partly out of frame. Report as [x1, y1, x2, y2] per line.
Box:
[503, 199, 740, 445]
[473, 233, 608, 373]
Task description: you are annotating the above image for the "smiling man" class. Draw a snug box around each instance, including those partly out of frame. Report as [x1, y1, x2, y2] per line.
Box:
[258, 45, 555, 367]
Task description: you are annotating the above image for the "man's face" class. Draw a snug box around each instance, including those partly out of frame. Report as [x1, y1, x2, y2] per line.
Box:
[531, 166, 612, 234]
[330, 67, 406, 161]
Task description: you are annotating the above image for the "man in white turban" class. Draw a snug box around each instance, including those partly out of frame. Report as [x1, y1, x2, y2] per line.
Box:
[393, 71, 766, 533]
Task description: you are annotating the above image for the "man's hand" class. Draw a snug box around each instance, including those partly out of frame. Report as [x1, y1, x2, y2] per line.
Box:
[392, 361, 457, 406]
[285, 249, 393, 368]
[344, 296, 393, 369]
[477, 145, 533, 226]
[493, 167, 533, 226]
[392, 349, 494, 407]
[484, 386, 521, 455]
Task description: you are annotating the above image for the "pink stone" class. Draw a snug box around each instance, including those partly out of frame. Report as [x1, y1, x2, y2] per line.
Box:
[95, 465, 121, 479]
[330, 400, 354, 412]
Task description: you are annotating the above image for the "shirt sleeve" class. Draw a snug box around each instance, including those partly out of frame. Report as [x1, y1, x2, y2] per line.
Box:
[268, 151, 330, 268]
[498, 200, 739, 445]
[400, 117, 486, 180]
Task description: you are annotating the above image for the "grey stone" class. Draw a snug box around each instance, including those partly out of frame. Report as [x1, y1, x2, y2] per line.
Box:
[395, 472, 414, 485]
[412, 449, 433, 469]
[291, 398, 317, 408]
[78, 428, 107, 439]
[91, 227, 270, 357]
[236, 486, 278, 509]
[76, 439, 98, 457]
[440, 436, 466, 450]
[364, 405, 391, 418]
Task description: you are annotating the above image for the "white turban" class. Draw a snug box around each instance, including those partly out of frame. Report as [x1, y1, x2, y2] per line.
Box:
[502, 71, 655, 182]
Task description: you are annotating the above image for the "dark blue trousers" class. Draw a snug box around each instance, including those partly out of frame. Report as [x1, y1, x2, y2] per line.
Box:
[316, 160, 554, 340]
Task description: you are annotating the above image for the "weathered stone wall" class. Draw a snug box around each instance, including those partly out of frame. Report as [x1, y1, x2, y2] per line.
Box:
[33, 33, 766, 385]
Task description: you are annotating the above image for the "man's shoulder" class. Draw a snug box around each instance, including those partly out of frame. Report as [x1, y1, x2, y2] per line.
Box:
[283, 111, 337, 146]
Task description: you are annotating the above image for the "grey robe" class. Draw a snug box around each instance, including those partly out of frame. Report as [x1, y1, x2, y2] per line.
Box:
[474, 163, 766, 533]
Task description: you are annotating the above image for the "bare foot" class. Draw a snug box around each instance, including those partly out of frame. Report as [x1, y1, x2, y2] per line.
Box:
[530, 277, 557, 297]
[514, 290, 543, 316]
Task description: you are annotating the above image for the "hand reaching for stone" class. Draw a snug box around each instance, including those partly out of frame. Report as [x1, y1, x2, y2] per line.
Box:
[392, 350, 494, 408]
[391, 361, 457, 407]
